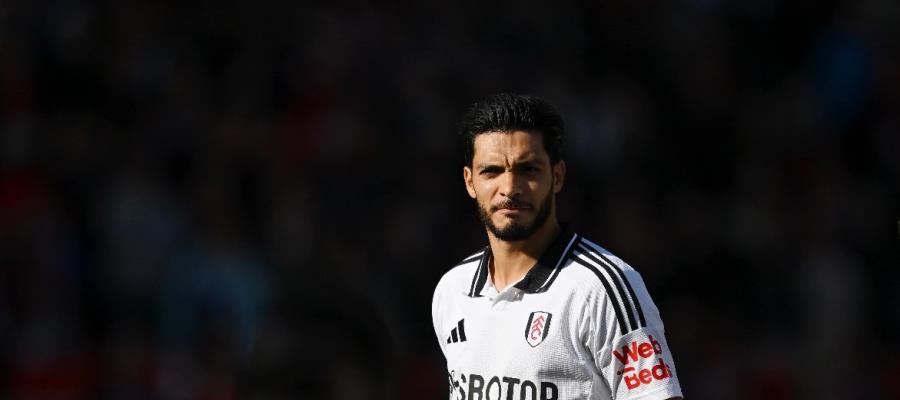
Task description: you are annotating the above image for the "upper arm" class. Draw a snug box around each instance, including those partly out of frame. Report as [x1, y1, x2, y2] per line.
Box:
[583, 269, 683, 400]
[432, 274, 449, 355]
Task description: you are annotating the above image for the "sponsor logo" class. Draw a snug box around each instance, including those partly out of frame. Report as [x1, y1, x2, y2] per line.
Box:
[524, 311, 552, 347]
[449, 371, 558, 400]
[613, 335, 673, 390]
[447, 319, 468, 344]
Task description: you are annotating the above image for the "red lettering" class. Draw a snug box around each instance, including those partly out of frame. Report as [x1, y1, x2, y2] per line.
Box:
[651, 358, 671, 380]
[614, 336, 665, 366]
[624, 373, 641, 389]
[638, 343, 653, 358]
[619, 357, 673, 391]
[612, 342, 639, 365]
[639, 369, 652, 384]
[649, 335, 662, 354]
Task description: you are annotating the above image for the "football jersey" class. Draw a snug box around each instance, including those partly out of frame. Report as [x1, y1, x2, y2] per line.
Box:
[432, 229, 682, 400]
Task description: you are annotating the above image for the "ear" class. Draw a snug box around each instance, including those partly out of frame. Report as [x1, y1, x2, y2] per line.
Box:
[463, 166, 477, 199]
[552, 160, 566, 193]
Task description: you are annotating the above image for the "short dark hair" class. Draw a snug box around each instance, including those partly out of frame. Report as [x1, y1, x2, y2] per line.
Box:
[459, 93, 565, 167]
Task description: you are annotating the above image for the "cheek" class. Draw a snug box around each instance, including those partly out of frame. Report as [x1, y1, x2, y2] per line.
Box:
[528, 176, 551, 192]
[474, 180, 495, 197]
[476, 187, 499, 212]
[476, 188, 493, 205]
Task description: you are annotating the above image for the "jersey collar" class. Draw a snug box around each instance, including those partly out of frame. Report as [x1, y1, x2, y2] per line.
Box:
[467, 226, 578, 297]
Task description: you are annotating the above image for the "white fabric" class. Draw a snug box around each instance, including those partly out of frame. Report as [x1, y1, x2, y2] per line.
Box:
[432, 236, 683, 400]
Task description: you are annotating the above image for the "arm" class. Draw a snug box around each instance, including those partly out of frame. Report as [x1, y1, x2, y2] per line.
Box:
[582, 268, 684, 400]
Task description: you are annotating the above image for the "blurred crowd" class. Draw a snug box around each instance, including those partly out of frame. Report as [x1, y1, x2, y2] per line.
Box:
[0, 0, 898, 399]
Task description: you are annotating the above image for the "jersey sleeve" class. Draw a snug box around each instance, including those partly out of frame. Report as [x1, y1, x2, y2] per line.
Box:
[432, 273, 448, 356]
[583, 268, 683, 400]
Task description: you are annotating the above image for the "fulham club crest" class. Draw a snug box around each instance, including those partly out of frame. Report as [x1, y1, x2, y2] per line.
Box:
[525, 311, 552, 347]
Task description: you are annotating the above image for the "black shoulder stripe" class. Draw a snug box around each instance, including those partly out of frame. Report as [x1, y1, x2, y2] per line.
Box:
[576, 243, 640, 330]
[598, 251, 646, 328]
[571, 254, 629, 335]
[580, 240, 647, 328]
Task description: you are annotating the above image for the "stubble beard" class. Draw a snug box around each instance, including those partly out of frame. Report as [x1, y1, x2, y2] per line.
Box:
[477, 188, 554, 242]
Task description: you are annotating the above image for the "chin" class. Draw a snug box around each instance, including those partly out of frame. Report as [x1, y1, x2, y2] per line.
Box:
[495, 216, 530, 227]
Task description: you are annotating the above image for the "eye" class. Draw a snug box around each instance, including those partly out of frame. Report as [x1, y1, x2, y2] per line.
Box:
[480, 166, 503, 176]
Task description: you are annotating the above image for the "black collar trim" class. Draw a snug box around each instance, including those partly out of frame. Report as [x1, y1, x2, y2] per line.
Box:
[467, 246, 490, 297]
[513, 228, 578, 293]
[466, 227, 578, 297]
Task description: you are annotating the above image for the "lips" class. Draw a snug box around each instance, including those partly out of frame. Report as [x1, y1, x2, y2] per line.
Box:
[493, 203, 532, 213]
[498, 208, 527, 217]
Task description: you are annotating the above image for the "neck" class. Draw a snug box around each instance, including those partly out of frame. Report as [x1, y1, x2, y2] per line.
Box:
[487, 217, 561, 292]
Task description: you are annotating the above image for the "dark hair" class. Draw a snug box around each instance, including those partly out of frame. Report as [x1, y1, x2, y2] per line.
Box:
[459, 93, 565, 167]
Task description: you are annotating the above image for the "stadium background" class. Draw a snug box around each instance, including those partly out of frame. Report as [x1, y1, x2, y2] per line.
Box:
[1, 0, 898, 398]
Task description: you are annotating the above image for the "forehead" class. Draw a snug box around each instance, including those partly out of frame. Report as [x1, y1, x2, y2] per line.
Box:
[472, 130, 549, 164]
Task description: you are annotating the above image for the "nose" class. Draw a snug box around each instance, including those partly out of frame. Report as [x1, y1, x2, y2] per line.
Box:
[498, 169, 524, 199]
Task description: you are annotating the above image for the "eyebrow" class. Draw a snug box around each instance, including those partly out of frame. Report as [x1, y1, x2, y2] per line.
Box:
[475, 163, 502, 171]
[475, 159, 542, 170]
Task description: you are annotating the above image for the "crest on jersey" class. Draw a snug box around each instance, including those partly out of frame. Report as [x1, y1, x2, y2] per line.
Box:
[525, 311, 552, 347]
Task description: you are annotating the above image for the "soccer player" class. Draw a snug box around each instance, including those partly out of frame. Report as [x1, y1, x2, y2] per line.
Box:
[432, 94, 683, 400]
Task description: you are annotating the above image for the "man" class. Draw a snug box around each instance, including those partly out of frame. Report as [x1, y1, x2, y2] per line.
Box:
[432, 93, 683, 400]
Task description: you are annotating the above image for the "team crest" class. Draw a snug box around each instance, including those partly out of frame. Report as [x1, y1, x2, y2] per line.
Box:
[525, 311, 552, 347]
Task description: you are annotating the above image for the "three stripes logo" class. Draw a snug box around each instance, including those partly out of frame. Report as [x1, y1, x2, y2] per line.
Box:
[525, 311, 552, 347]
[447, 319, 467, 344]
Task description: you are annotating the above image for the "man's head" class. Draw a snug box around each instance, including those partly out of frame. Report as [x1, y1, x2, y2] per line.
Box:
[459, 93, 566, 242]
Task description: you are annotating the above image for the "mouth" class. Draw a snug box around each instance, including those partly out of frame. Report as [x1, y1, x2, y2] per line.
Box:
[494, 203, 532, 215]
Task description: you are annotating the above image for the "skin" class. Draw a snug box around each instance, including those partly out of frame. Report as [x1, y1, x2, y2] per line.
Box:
[463, 130, 566, 291]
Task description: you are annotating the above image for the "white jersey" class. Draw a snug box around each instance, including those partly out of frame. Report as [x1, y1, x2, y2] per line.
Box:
[432, 229, 683, 400]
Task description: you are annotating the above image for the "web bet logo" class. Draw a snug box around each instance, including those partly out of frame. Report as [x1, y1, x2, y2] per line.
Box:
[613, 335, 673, 390]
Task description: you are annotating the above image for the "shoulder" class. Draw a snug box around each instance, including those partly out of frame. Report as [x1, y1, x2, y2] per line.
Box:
[433, 246, 488, 300]
[563, 235, 663, 331]
[571, 236, 636, 274]
[432, 247, 487, 334]
[558, 236, 639, 291]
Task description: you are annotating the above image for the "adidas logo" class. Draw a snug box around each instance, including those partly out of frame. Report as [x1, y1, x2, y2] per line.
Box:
[446, 319, 467, 344]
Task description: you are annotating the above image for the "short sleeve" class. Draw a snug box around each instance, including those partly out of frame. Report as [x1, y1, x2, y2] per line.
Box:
[432, 275, 448, 356]
[584, 269, 683, 400]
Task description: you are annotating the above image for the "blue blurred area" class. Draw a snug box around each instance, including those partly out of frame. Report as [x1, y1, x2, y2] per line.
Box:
[0, 0, 898, 399]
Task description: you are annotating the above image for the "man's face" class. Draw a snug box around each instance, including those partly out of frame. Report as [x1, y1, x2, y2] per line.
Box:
[464, 131, 566, 241]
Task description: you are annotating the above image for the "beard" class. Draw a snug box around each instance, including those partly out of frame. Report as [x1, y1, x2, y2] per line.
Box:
[477, 188, 554, 242]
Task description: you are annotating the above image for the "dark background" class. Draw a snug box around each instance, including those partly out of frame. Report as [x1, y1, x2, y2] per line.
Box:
[1, 0, 898, 399]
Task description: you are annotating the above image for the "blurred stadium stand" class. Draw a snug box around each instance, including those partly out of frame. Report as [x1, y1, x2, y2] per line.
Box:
[0, 0, 898, 398]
